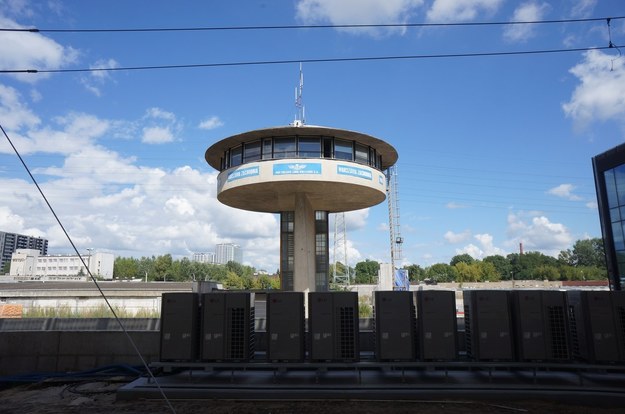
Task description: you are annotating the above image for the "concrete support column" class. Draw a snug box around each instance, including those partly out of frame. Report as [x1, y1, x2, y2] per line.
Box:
[293, 193, 316, 294]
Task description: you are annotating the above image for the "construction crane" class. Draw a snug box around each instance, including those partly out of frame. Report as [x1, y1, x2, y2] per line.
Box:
[387, 165, 409, 290]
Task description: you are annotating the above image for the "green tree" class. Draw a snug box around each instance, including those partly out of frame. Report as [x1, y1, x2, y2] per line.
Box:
[559, 265, 607, 281]
[454, 262, 480, 283]
[225, 261, 255, 278]
[450, 253, 474, 267]
[137, 256, 156, 281]
[534, 265, 561, 281]
[1, 260, 10, 274]
[425, 263, 457, 283]
[176, 257, 193, 281]
[204, 264, 228, 282]
[113, 257, 139, 279]
[354, 259, 379, 284]
[404, 264, 425, 282]
[154, 254, 173, 281]
[558, 238, 606, 269]
[477, 261, 500, 282]
[223, 271, 245, 289]
[483, 255, 512, 280]
[255, 274, 281, 290]
[508, 251, 558, 280]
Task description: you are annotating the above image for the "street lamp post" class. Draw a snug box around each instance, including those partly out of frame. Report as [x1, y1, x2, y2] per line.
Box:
[85, 248, 94, 279]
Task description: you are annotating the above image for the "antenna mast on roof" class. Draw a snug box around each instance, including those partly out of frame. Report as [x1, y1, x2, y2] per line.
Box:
[292, 63, 305, 126]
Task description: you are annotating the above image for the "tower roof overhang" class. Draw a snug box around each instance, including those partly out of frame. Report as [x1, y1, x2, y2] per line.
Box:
[205, 125, 398, 170]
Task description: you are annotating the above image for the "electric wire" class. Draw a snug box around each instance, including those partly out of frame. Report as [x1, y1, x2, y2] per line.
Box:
[1, 15, 622, 33]
[0, 122, 177, 414]
[1, 45, 621, 75]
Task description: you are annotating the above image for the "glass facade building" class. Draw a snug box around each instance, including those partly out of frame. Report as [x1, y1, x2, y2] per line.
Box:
[592, 143, 625, 290]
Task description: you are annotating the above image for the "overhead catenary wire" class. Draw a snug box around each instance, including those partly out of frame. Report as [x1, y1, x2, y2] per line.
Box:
[1, 15, 623, 33]
[0, 122, 177, 414]
[1, 45, 622, 75]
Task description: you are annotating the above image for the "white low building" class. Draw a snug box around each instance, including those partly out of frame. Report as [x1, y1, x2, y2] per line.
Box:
[10, 249, 114, 281]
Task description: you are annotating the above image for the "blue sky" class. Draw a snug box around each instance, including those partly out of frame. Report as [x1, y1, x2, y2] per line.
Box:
[0, 0, 624, 272]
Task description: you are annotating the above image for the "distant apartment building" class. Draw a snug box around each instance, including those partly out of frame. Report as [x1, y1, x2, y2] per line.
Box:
[9, 249, 114, 281]
[1, 231, 48, 272]
[192, 252, 215, 264]
[215, 243, 243, 265]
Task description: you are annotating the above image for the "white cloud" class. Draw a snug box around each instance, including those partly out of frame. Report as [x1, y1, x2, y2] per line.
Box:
[456, 243, 483, 259]
[346, 239, 363, 264]
[81, 58, 119, 97]
[0, 109, 109, 156]
[570, 0, 597, 18]
[503, 2, 551, 43]
[0, 84, 40, 131]
[562, 50, 625, 129]
[142, 126, 174, 144]
[0, 0, 35, 18]
[0, 15, 78, 82]
[444, 229, 471, 244]
[505, 211, 573, 256]
[547, 183, 583, 201]
[165, 196, 196, 216]
[29, 89, 42, 102]
[446, 201, 469, 209]
[146, 107, 176, 121]
[586, 200, 598, 209]
[0, 86, 280, 269]
[0, 205, 25, 232]
[296, 0, 424, 36]
[474, 233, 506, 256]
[457, 233, 505, 259]
[198, 116, 224, 130]
[345, 208, 369, 231]
[140, 107, 181, 144]
[427, 0, 502, 23]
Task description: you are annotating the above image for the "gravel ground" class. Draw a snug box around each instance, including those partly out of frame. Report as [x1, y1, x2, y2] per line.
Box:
[0, 380, 623, 414]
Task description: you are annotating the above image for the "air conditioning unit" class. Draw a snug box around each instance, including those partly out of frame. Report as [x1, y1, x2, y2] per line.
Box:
[200, 292, 255, 361]
[159, 292, 199, 362]
[308, 291, 359, 361]
[511, 290, 569, 361]
[416, 290, 458, 361]
[463, 290, 513, 361]
[567, 290, 624, 363]
[266, 291, 305, 361]
[613, 291, 625, 361]
[374, 291, 416, 361]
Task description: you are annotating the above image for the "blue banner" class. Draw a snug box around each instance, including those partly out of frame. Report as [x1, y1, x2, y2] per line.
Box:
[394, 269, 410, 291]
[273, 163, 322, 175]
[227, 166, 260, 182]
[337, 164, 373, 180]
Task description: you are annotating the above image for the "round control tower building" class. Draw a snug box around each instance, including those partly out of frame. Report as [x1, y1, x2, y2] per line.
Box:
[205, 123, 398, 293]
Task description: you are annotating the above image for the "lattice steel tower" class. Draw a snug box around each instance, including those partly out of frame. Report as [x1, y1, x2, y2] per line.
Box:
[332, 212, 350, 285]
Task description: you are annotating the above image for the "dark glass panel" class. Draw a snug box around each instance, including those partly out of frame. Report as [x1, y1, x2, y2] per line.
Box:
[605, 169, 618, 207]
[274, 137, 296, 158]
[335, 139, 353, 161]
[616, 164, 625, 206]
[355, 143, 369, 164]
[230, 146, 242, 167]
[613, 221, 625, 250]
[243, 140, 261, 163]
[262, 138, 273, 160]
[298, 137, 321, 158]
